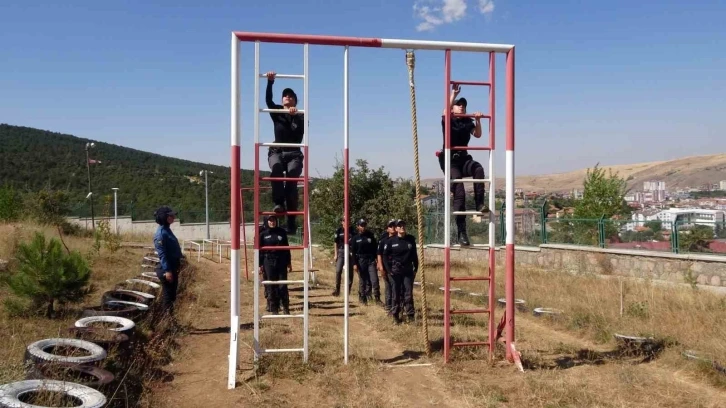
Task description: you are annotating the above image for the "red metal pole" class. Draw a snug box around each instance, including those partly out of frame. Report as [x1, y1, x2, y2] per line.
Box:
[443, 48, 452, 363]
[488, 51, 496, 358]
[505, 47, 516, 361]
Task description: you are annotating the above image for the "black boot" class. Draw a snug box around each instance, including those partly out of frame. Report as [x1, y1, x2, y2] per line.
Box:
[273, 204, 285, 213]
[458, 229, 471, 246]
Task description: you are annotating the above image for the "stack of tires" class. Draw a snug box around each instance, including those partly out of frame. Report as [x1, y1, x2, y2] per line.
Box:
[0, 254, 162, 408]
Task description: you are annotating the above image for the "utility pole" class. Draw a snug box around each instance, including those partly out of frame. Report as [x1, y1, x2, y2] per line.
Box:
[85, 142, 96, 230]
[200, 170, 213, 239]
[112, 188, 119, 234]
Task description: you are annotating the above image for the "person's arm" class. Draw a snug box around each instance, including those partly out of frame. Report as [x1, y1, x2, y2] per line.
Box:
[281, 230, 292, 270]
[349, 235, 358, 270]
[442, 84, 461, 115]
[412, 238, 419, 272]
[155, 231, 174, 282]
[265, 78, 279, 109]
[472, 115, 483, 138]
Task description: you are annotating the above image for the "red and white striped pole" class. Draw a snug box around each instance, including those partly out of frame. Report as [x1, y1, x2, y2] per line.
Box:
[504, 47, 516, 361]
[343, 45, 351, 364]
[228, 33, 241, 389]
[442, 49, 452, 363]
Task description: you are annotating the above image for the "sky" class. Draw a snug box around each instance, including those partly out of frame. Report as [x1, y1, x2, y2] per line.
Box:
[1, 0, 725, 181]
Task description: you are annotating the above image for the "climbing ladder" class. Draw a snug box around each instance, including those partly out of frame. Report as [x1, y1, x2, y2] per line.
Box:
[441, 50, 497, 363]
[252, 42, 311, 363]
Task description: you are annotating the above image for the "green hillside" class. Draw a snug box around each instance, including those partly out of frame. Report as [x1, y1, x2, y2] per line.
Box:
[0, 124, 271, 222]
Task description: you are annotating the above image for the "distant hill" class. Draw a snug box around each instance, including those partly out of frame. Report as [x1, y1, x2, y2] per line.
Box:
[422, 154, 726, 193]
[0, 124, 270, 220]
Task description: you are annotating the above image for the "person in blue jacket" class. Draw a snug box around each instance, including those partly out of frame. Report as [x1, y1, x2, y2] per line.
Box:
[153, 206, 184, 315]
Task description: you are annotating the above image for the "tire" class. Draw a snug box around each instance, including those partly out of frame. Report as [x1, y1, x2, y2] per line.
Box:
[115, 289, 156, 301]
[0, 379, 106, 408]
[75, 316, 136, 336]
[25, 362, 115, 389]
[81, 302, 139, 319]
[24, 338, 106, 366]
[65, 327, 130, 351]
[101, 289, 149, 305]
[104, 300, 149, 311]
[140, 272, 161, 282]
[125, 279, 161, 289]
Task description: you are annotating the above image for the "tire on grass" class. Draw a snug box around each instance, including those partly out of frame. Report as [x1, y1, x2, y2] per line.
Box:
[101, 289, 150, 305]
[25, 362, 115, 389]
[0, 379, 106, 408]
[24, 338, 106, 366]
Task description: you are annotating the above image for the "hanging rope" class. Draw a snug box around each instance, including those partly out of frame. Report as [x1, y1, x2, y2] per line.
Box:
[405, 50, 431, 357]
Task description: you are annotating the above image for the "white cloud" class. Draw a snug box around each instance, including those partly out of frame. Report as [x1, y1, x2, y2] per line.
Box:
[478, 0, 494, 14]
[413, 0, 493, 32]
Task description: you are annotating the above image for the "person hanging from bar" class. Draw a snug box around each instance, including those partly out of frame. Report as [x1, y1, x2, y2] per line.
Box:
[331, 217, 354, 297]
[377, 219, 397, 314]
[350, 218, 380, 306]
[438, 83, 490, 247]
[259, 214, 292, 315]
[383, 219, 418, 324]
[265, 71, 305, 235]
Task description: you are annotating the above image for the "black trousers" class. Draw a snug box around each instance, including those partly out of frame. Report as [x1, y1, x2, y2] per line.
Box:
[390, 271, 414, 319]
[382, 261, 393, 312]
[268, 149, 304, 231]
[357, 256, 380, 301]
[155, 267, 179, 314]
[438, 153, 486, 230]
[334, 249, 354, 294]
[263, 257, 289, 313]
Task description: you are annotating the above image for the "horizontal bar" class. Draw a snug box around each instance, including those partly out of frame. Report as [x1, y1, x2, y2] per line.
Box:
[453, 113, 491, 119]
[262, 348, 305, 354]
[261, 314, 305, 319]
[452, 211, 487, 216]
[291, 268, 319, 273]
[260, 108, 305, 114]
[451, 80, 491, 87]
[260, 211, 305, 216]
[234, 32, 513, 52]
[261, 280, 305, 285]
[450, 276, 490, 281]
[381, 38, 513, 53]
[451, 309, 490, 314]
[258, 73, 304, 79]
[451, 146, 491, 151]
[260, 177, 305, 182]
[452, 178, 490, 183]
[260, 245, 305, 250]
[452, 341, 490, 347]
[259, 142, 305, 148]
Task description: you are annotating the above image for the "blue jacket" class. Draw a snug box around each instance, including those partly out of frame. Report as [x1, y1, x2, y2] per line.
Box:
[154, 225, 182, 272]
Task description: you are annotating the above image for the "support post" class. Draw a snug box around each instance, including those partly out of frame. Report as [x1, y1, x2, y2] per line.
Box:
[504, 47, 516, 361]
[443, 48, 452, 363]
[112, 188, 119, 235]
[343, 45, 350, 365]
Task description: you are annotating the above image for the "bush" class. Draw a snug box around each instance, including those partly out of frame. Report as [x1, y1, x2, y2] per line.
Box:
[3, 232, 93, 317]
[0, 185, 21, 222]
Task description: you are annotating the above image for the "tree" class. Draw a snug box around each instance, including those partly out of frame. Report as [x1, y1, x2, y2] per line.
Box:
[679, 224, 714, 253]
[310, 159, 417, 248]
[4, 232, 92, 317]
[0, 184, 21, 222]
[644, 220, 662, 232]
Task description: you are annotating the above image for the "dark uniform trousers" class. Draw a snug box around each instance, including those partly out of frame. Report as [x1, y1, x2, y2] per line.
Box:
[155, 267, 179, 314]
[382, 260, 393, 312]
[263, 256, 289, 312]
[269, 150, 304, 231]
[390, 262, 415, 319]
[335, 248, 354, 294]
[357, 255, 379, 301]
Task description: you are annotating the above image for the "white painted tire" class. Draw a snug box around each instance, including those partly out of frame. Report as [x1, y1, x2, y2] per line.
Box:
[0, 379, 106, 408]
[125, 279, 161, 289]
[75, 316, 135, 334]
[115, 289, 155, 300]
[140, 272, 161, 282]
[25, 338, 106, 365]
[104, 300, 149, 311]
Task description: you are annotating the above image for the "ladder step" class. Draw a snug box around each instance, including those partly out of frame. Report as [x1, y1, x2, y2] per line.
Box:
[261, 314, 305, 319]
[261, 280, 305, 285]
[260, 177, 305, 182]
[291, 269, 319, 273]
[450, 309, 490, 315]
[452, 178, 490, 184]
[260, 245, 305, 250]
[259, 73, 304, 79]
[452, 211, 487, 216]
[453, 341, 490, 347]
[260, 108, 306, 114]
[263, 348, 304, 354]
[450, 80, 491, 87]
[260, 211, 306, 216]
[260, 142, 305, 148]
[451, 146, 491, 151]
[450, 276, 490, 281]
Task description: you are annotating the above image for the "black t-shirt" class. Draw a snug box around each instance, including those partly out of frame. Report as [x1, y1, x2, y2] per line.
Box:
[383, 234, 419, 273]
[441, 115, 475, 154]
[351, 230, 377, 259]
[266, 81, 305, 151]
[334, 227, 353, 250]
[259, 226, 291, 265]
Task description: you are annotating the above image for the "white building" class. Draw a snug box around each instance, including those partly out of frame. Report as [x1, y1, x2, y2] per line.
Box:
[643, 180, 666, 192]
[628, 208, 726, 231]
[720, 180, 726, 191]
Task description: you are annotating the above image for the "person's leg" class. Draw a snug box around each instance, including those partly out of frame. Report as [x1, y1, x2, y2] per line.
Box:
[333, 250, 344, 296]
[267, 151, 286, 212]
[390, 273, 404, 324]
[356, 260, 369, 304]
[463, 157, 488, 213]
[450, 165, 469, 245]
[366, 258, 381, 303]
[282, 151, 304, 234]
[403, 270, 415, 321]
[383, 269, 392, 313]
[279, 264, 289, 315]
[265, 259, 280, 314]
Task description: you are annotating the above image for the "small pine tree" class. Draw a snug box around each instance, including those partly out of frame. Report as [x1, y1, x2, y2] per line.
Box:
[5, 232, 93, 317]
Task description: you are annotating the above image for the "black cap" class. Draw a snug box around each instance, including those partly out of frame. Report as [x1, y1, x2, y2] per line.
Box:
[454, 97, 467, 107]
[356, 218, 367, 226]
[387, 219, 397, 228]
[395, 219, 406, 226]
[154, 206, 177, 218]
[282, 88, 297, 101]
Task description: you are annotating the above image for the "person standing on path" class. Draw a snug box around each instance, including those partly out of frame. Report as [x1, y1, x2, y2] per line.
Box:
[350, 218, 380, 305]
[331, 217, 354, 297]
[153, 206, 184, 317]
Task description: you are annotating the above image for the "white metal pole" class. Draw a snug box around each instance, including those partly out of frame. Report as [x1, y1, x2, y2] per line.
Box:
[227, 32, 241, 390]
[343, 45, 350, 365]
[302, 42, 310, 364]
[205, 170, 210, 239]
[253, 40, 261, 362]
[112, 188, 119, 235]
